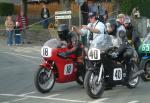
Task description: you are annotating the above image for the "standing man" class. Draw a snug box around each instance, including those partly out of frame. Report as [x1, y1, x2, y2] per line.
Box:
[41, 4, 50, 29]
[81, 1, 89, 25]
[16, 11, 29, 44]
[73, 12, 105, 47]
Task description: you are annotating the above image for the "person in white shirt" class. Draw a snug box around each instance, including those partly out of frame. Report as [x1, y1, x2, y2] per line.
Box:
[73, 12, 105, 47]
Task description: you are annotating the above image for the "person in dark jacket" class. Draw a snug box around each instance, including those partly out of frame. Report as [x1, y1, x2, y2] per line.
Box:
[81, 1, 89, 25]
[57, 24, 85, 78]
[124, 16, 141, 51]
[14, 22, 21, 45]
[106, 17, 144, 81]
[16, 11, 29, 44]
[41, 4, 50, 29]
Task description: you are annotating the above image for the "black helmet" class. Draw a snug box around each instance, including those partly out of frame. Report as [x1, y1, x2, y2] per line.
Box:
[57, 24, 69, 41]
[106, 18, 117, 35]
[108, 18, 117, 26]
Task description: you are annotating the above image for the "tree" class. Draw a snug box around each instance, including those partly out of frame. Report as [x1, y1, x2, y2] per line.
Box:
[59, 0, 71, 10]
[120, 0, 150, 18]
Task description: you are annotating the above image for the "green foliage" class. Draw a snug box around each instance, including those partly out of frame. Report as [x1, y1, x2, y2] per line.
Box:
[0, 2, 14, 16]
[120, 0, 150, 18]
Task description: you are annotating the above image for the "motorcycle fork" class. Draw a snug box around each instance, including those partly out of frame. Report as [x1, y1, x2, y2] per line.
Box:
[98, 64, 104, 82]
[47, 61, 55, 77]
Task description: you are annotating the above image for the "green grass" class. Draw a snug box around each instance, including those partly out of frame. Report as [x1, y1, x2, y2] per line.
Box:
[0, 23, 45, 30]
[28, 24, 44, 30]
[0, 24, 5, 30]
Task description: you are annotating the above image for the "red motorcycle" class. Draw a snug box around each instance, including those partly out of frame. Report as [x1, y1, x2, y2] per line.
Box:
[35, 39, 85, 93]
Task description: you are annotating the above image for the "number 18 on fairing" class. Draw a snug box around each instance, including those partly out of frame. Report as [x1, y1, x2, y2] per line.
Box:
[41, 46, 52, 57]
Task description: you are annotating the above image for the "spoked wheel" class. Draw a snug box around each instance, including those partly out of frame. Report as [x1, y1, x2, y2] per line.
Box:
[35, 67, 55, 93]
[127, 63, 139, 88]
[84, 69, 105, 99]
[141, 61, 150, 81]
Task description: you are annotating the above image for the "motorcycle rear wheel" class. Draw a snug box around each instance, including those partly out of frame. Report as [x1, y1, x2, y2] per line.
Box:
[35, 67, 55, 93]
[84, 70, 105, 99]
[127, 63, 139, 88]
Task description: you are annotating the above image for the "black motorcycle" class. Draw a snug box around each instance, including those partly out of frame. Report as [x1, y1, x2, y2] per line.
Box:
[84, 34, 140, 99]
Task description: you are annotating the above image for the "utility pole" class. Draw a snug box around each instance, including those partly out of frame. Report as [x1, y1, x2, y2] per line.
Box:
[21, 0, 27, 15]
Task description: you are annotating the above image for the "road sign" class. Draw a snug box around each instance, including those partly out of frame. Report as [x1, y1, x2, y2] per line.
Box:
[55, 10, 72, 20]
[55, 15, 71, 20]
[55, 11, 72, 15]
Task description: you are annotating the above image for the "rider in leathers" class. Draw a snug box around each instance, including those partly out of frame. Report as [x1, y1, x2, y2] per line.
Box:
[57, 24, 85, 77]
[106, 16, 143, 80]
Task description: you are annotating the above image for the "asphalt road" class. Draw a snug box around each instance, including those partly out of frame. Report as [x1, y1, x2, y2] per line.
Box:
[0, 37, 150, 103]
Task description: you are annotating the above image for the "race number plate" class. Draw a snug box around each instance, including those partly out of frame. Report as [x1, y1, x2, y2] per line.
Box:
[41, 46, 52, 57]
[141, 44, 150, 52]
[64, 64, 73, 75]
[88, 48, 100, 60]
[113, 68, 122, 81]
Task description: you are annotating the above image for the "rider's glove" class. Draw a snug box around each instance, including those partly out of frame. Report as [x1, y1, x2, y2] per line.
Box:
[111, 52, 119, 59]
[58, 52, 67, 58]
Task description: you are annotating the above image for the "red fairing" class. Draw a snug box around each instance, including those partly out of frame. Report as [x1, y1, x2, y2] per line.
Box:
[40, 47, 78, 83]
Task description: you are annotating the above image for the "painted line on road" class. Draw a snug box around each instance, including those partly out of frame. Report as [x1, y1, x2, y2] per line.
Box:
[3, 52, 41, 59]
[46, 94, 61, 98]
[12, 97, 28, 102]
[19, 92, 36, 96]
[128, 100, 139, 103]
[88, 98, 109, 103]
[0, 93, 86, 103]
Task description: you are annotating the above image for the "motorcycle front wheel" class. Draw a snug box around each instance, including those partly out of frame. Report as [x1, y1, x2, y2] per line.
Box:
[84, 70, 105, 99]
[34, 67, 55, 93]
[141, 60, 150, 81]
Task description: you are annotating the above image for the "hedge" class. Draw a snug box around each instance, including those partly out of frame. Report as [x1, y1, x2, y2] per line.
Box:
[0, 2, 14, 16]
[120, 0, 150, 18]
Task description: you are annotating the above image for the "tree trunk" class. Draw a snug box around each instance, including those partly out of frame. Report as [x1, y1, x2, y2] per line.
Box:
[112, 0, 121, 15]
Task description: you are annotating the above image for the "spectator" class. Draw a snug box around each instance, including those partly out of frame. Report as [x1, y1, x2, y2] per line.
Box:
[5, 16, 14, 46]
[97, 5, 108, 24]
[16, 11, 29, 44]
[41, 4, 50, 29]
[81, 1, 89, 25]
[14, 22, 21, 46]
[73, 12, 105, 47]
[88, 0, 98, 13]
[124, 16, 141, 51]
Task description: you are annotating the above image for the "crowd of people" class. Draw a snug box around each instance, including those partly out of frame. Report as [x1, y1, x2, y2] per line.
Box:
[5, 11, 28, 46]
[4, 3, 50, 46]
[80, 0, 108, 25]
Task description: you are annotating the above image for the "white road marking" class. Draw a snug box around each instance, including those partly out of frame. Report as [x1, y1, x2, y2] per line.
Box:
[1, 102, 10, 103]
[0, 93, 86, 103]
[46, 94, 61, 98]
[19, 92, 36, 96]
[3, 52, 41, 59]
[12, 97, 28, 102]
[128, 100, 139, 103]
[88, 98, 109, 103]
